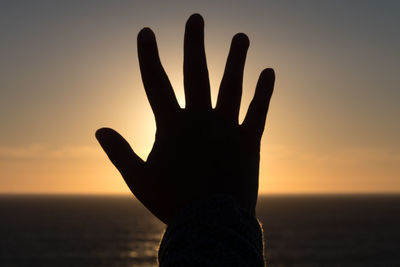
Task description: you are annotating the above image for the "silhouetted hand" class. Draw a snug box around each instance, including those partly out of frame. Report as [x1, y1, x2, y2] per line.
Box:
[96, 14, 275, 224]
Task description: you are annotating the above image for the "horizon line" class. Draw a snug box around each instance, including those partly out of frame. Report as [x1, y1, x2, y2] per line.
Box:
[1, 192, 399, 197]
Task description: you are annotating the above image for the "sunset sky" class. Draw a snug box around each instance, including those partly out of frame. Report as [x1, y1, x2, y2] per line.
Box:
[1, 0, 399, 194]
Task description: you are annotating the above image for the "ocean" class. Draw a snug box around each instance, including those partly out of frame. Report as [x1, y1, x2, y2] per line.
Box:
[1, 195, 399, 266]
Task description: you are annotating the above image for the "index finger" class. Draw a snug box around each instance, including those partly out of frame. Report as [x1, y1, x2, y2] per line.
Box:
[138, 28, 180, 125]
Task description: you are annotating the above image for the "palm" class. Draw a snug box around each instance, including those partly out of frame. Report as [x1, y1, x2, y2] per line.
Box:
[96, 14, 275, 224]
[145, 109, 258, 223]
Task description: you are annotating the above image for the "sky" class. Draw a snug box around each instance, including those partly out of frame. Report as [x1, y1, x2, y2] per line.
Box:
[0, 0, 399, 194]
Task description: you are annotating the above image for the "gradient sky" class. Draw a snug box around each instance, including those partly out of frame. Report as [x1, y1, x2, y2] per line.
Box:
[1, 0, 399, 194]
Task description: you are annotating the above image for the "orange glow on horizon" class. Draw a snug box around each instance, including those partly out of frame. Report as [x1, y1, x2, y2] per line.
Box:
[1, 2, 399, 195]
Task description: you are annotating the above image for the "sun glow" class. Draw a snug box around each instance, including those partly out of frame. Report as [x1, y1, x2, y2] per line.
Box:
[1, 1, 399, 194]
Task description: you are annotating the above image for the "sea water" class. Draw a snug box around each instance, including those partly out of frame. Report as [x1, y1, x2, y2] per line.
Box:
[1, 195, 399, 266]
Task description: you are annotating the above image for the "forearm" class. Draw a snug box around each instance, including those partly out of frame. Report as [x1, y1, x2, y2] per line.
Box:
[158, 195, 265, 267]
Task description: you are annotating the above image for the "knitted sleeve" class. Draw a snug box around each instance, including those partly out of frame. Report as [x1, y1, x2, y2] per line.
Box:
[158, 195, 265, 267]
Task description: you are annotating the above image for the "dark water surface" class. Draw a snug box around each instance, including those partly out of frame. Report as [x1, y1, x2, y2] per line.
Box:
[1, 195, 399, 266]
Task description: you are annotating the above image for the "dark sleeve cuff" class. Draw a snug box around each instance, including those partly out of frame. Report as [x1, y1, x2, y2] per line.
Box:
[158, 194, 265, 267]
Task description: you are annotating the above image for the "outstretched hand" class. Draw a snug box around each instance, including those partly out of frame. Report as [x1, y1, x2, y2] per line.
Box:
[96, 14, 275, 224]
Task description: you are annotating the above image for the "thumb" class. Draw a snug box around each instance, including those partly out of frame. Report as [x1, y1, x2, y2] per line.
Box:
[95, 127, 145, 187]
